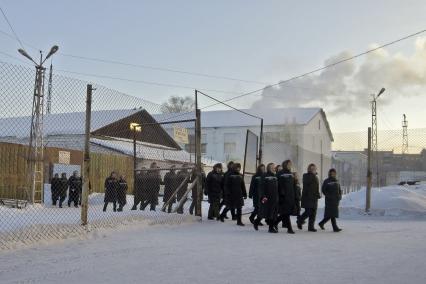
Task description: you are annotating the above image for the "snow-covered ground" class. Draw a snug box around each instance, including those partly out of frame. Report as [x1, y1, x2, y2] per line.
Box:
[1, 184, 425, 283]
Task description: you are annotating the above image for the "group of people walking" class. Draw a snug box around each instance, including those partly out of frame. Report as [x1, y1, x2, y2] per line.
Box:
[103, 172, 128, 212]
[204, 160, 343, 234]
[130, 162, 203, 214]
[50, 171, 83, 208]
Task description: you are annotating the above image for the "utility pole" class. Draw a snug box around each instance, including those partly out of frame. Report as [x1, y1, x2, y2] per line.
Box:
[371, 87, 385, 188]
[46, 63, 53, 115]
[366, 127, 372, 213]
[258, 119, 264, 165]
[195, 90, 202, 217]
[18, 46, 59, 203]
[402, 114, 408, 155]
[81, 84, 93, 225]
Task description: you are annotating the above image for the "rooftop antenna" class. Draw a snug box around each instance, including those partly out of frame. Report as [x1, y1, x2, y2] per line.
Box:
[402, 114, 408, 155]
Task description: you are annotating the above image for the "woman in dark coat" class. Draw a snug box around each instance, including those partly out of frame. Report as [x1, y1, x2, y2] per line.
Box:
[220, 161, 235, 220]
[68, 171, 82, 208]
[163, 166, 178, 213]
[219, 163, 247, 226]
[297, 163, 321, 232]
[131, 168, 147, 210]
[319, 168, 343, 232]
[117, 175, 128, 212]
[58, 173, 68, 208]
[248, 164, 265, 224]
[175, 166, 190, 214]
[205, 163, 224, 220]
[276, 160, 297, 234]
[141, 162, 162, 211]
[103, 171, 119, 212]
[50, 173, 61, 206]
[189, 167, 206, 215]
[254, 163, 279, 233]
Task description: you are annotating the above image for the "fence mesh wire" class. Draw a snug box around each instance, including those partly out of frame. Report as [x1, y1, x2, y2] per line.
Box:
[0, 60, 204, 249]
[1, 59, 426, 249]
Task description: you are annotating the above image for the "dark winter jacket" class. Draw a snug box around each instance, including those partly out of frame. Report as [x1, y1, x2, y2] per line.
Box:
[58, 177, 68, 197]
[225, 171, 247, 208]
[205, 170, 223, 203]
[176, 170, 190, 201]
[301, 173, 321, 209]
[249, 174, 262, 207]
[68, 176, 82, 195]
[117, 178, 128, 206]
[294, 182, 302, 216]
[163, 171, 179, 203]
[258, 172, 279, 221]
[145, 170, 162, 204]
[104, 177, 119, 203]
[134, 172, 147, 202]
[322, 177, 342, 218]
[190, 170, 206, 199]
[51, 177, 61, 199]
[277, 170, 298, 216]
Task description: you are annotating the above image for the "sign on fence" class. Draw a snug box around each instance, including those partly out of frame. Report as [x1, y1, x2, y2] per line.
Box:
[173, 126, 189, 144]
[58, 151, 71, 164]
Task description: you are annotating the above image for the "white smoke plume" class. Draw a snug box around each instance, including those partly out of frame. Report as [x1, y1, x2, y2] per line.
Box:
[251, 37, 426, 115]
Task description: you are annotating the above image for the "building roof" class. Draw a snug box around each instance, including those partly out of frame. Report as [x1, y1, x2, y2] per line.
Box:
[0, 108, 180, 149]
[155, 107, 334, 141]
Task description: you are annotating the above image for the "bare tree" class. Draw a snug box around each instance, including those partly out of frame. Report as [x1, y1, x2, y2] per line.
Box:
[161, 96, 195, 113]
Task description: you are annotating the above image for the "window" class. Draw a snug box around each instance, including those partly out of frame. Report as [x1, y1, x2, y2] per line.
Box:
[224, 133, 237, 154]
[184, 134, 207, 154]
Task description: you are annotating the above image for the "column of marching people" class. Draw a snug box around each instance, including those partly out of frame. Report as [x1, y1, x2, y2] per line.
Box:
[49, 160, 343, 233]
[205, 160, 343, 233]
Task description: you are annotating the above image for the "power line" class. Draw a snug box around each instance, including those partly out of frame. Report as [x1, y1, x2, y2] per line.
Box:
[54, 68, 245, 95]
[58, 53, 269, 85]
[198, 29, 426, 110]
[0, 6, 24, 49]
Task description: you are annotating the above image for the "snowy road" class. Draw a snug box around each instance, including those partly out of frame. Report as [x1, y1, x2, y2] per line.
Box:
[0, 216, 425, 284]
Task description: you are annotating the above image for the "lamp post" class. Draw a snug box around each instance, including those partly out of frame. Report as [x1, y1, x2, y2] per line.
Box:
[371, 87, 385, 188]
[130, 123, 142, 194]
[18, 45, 59, 203]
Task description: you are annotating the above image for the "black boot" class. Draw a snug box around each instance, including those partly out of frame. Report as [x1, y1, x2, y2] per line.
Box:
[318, 222, 325, 230]
[296, 218, 303, 230]
[237, 215, 245, 226]
[268, 224, 278, 233]
[103, 203, 107, 212]
[332, 218, 342, 232]
[249, 213, 255, 224]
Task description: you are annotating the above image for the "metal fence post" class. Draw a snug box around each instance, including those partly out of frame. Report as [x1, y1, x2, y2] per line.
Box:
[81, 84, 92, 225]
[195, 90, 202, 217]
[366, 127, 372, 213]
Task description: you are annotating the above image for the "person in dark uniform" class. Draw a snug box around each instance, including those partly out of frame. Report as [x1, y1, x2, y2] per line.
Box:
[175, 165, 190, 214]
[319, 168, 343, 232]
[163, 166, 178, 213]
[117, 175, 128, 212]
[276, 160, 297, 234]
[220, 161, 235, 220]
[131, 168, 147, 210]
[50, 173, 61, 206]
[254, 163, 279, 233]
[141, 162, 162, 211]
[249, 164, 265, 225]
[205, 163, 224, 220]
[68, 171, 82, 208]
[189, 166, 206, 215]
[58, 173, 68, 208]
[219, 163, 247, 226]
[297, 164, 321, 232]
[294, 172, 302, 220]
[103, 171, 119, 212]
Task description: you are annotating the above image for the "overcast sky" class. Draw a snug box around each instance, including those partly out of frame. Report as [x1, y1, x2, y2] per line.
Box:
[1, 0, 425, 133]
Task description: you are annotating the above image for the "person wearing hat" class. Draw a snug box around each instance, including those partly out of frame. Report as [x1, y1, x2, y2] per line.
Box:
[318, 168, 343, 232]
[205, 163, 224, 220]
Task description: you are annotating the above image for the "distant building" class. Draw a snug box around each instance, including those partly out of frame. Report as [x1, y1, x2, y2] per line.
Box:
[157, 108, 334, 180]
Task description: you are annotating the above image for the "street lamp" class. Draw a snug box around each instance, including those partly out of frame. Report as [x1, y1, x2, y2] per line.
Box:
[371, 87, 386, 188]
[18, 45, 59, 203]
[130, 123, 142, 193]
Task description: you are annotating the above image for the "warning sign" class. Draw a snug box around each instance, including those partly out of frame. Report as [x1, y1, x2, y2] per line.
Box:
[58, 151, 71, 164]
[173, 127, 189, 144]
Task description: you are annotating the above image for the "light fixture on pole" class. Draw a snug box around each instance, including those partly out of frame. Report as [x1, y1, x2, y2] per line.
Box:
[371, 87, 385, 188]
[130, 123, 142, 194]
[18, 45, 59, 203]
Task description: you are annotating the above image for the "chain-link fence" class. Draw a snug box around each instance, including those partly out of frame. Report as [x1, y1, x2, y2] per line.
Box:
[0, 60, 207, 249]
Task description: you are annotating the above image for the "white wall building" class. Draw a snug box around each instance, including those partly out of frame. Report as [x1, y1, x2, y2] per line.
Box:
[172, 108, 334, 180]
